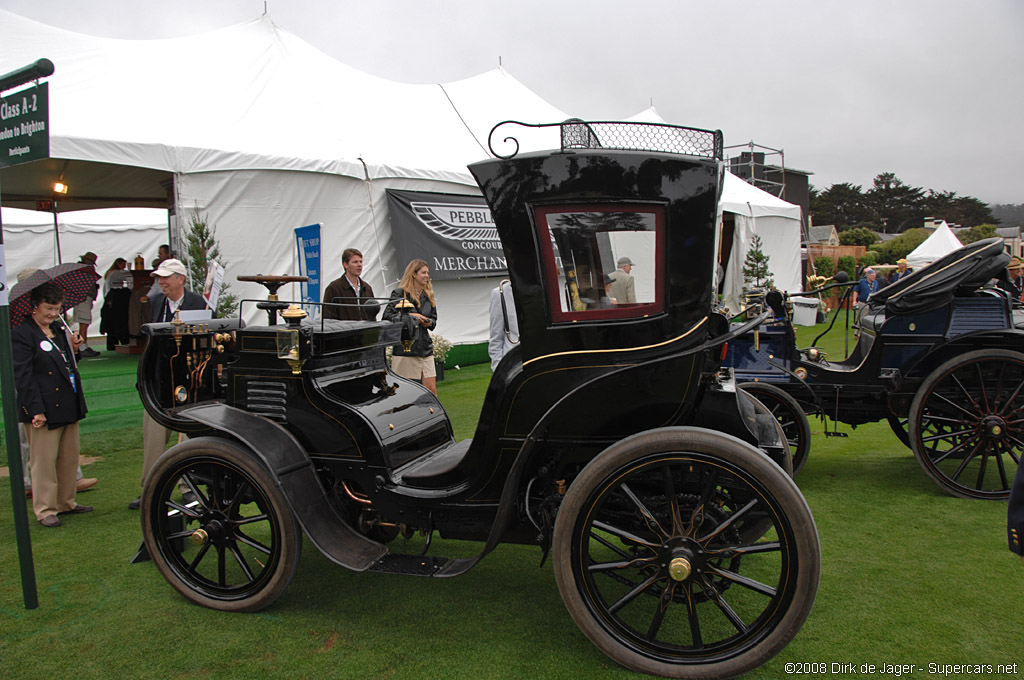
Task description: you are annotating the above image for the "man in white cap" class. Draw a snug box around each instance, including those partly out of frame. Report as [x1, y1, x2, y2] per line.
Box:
[129, 258, 211, 509]
[607, 256, 636, 305]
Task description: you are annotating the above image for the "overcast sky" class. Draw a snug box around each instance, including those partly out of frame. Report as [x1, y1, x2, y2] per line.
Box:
[2, 0, 1022, 205]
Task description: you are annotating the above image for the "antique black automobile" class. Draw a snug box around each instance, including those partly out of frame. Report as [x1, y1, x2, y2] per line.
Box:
[137, 120, 820, 679]
[725, 237, 1024, 500]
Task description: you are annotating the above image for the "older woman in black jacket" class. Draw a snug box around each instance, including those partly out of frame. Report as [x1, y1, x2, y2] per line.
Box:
[12, 281, 92, 527]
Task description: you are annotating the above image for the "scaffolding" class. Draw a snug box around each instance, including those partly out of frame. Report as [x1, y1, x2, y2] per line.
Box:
[725, 141, 786, 199]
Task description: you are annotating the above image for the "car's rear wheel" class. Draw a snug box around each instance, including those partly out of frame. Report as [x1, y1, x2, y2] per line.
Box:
[908, 349, 1023, 500]
[553, 427, 820, 679]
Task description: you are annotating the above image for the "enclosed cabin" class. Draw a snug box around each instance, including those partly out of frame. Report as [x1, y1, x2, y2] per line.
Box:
[462, 120, 784, 482]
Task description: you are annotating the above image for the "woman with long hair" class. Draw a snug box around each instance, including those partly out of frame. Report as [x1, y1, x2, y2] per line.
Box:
[382, 259, 439, 395]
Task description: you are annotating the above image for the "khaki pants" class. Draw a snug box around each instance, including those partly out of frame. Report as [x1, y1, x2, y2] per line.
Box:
[27, 422, 81, 520]
[142, 410, 174, 486]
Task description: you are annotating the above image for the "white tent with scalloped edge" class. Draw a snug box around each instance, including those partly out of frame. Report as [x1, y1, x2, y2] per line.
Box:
[0, 9, 569, 344]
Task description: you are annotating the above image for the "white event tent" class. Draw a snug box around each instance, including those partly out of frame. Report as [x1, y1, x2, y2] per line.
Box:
[0, 10, 568, 342]
[905, 221, 963, 270]
[1, 13, 802, 343]
[718, 172, 803, 313]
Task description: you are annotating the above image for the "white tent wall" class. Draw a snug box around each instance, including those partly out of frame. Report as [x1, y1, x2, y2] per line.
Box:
[719, 173, 803, 314]
[2, 207, 167, 287]
[176, 169, 496, 342]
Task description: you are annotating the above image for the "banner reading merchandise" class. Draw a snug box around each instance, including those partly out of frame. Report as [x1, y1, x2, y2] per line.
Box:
[0, 82, 48, 168]
[386, 189, 506, 281]
[294, 223, 321, 317]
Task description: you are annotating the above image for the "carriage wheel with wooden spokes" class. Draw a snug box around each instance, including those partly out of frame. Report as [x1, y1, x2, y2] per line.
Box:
[553, 427, 820, 679]
[908, 349, 1024, 500]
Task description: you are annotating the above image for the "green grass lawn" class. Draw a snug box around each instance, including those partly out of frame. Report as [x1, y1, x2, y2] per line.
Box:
[1, 327, 1021, 679]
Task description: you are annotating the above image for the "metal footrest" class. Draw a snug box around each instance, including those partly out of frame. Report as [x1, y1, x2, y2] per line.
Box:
[369, 553, 449, 576]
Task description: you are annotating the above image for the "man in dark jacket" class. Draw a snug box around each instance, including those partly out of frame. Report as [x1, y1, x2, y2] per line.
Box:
[129, 259, 210, 509]
[323, 248, 377, 321]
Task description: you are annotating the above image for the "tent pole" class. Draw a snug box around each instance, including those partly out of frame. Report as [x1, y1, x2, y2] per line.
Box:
[359, 158, 389, 293]
[0, 176, 41, 610]
[52, 202, 62, 264]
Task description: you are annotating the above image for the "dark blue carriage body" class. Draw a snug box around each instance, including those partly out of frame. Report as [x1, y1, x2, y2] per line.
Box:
[725, 237, 1022, 425]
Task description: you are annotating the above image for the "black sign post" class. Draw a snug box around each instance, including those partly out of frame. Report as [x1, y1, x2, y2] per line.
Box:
[0, 57, 53, 611]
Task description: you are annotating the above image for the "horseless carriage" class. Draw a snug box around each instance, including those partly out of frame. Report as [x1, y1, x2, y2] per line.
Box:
[725, 237, 1024, 500]
[136, 120, 821, 679]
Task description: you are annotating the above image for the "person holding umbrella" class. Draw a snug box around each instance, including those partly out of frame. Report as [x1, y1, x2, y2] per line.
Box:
[11, 280, 92, 527]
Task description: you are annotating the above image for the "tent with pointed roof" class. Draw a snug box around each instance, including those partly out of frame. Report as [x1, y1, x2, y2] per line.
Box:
[0, 9, 568, 342]
[906, 221, 963, 270]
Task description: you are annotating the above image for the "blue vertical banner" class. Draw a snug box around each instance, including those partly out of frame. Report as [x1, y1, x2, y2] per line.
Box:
[294, 223, 321, 317]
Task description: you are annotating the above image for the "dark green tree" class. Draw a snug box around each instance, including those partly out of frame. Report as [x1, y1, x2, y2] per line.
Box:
[813, 256, 835, 278]
[868, 227, 930, 264]
[182, 205, 238, 318]
[957, 223, 998, 245]
[810, 182, 871, 228]
[839, 227, 879, 247]
[866, 172, 925, 233]
[924, 190, 997, 227]
[742, 234, 773, 289]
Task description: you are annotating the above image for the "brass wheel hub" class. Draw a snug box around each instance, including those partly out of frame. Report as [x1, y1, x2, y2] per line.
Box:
[982, 415, 1006, 439]
[190, 528, 209, 546]
[669, 556, 692, 582]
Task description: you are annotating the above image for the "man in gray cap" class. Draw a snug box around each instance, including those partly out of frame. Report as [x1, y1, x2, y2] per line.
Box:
[607, 256, 636, 305]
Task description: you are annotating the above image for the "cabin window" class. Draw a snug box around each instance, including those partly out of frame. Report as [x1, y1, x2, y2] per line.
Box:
[534, 204, 665, 323]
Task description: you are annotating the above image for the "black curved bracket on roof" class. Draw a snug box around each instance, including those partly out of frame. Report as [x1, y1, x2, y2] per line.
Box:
[487, 119, 724, 160]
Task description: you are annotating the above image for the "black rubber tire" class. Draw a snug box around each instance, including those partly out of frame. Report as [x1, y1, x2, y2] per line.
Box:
[736, 389, 794, 480]
[141, 437, 303, 612]
[739, 382, 812, 476]
[908, 349, 1024, 500]
[887, 413, 910, 448]
[552, 427, 820, 679]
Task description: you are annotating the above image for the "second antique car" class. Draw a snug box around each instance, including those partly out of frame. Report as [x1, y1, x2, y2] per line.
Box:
[725, 237, 1024, 500]
[136, 120, 820, 679]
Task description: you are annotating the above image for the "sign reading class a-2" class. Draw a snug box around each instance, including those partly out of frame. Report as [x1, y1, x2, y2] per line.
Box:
[0, 66, 50, 168]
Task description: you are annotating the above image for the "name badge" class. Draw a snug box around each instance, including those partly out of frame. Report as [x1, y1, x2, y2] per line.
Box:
[39, 340, 53, 352]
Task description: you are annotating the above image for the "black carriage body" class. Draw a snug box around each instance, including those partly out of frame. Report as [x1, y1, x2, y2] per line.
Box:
[137, 122, 822, 678]
[138, 133, 777, 550]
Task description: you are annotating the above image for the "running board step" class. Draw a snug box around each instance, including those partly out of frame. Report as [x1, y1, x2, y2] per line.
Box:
[369, 553, 450, 576]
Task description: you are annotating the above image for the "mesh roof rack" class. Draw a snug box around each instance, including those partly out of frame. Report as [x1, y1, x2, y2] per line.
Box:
[488, 119, 723, 160]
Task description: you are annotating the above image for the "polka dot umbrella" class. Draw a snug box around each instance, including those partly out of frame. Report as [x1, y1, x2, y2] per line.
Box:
[7, 262, 100, 329]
